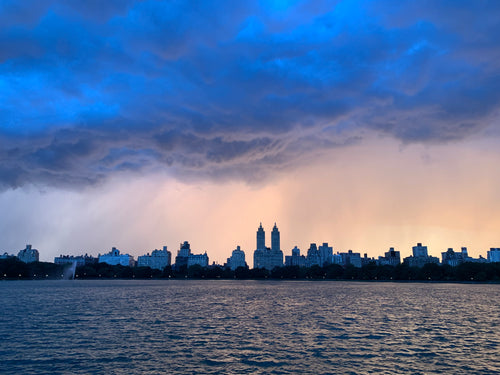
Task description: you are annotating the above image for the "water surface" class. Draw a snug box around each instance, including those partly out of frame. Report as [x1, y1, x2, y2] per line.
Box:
[1, 280, 499, 374]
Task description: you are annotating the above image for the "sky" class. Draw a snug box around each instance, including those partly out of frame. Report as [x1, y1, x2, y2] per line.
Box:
[1, 0, 500, 264]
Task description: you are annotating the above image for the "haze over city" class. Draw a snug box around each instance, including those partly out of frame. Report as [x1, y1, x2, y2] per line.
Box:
[1, 1, 500, 263]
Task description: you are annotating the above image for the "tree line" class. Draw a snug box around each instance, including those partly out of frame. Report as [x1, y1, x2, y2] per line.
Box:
[2, 258, 500, 282]
[0, 258, 68, 279]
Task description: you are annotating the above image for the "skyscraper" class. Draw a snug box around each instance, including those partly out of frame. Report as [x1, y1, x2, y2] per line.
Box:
[271, 223, 280, 252]
[257, 223, 265, 250]
[253, 223, 284, 270]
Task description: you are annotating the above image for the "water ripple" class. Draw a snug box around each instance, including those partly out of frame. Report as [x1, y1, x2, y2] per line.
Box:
[1, 280, 500, 374]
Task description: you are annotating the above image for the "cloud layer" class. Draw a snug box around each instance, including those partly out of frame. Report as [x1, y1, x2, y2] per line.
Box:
[1, 0, 499, 189]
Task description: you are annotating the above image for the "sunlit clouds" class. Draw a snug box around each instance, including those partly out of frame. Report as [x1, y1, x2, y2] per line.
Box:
[1, 135, 500, 262]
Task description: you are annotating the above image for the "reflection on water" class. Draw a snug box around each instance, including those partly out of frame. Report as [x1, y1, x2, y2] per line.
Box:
[1, 280, 500, 374]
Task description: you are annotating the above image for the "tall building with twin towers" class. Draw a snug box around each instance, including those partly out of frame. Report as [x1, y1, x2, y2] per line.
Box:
[253, 223, 284, 270]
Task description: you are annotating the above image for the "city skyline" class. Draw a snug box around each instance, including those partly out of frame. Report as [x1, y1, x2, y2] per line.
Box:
[4, 221, 500, 268]
[1, 2, 500, 264]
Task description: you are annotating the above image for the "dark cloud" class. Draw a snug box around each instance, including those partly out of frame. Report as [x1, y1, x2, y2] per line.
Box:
[0, 0, 499, 189]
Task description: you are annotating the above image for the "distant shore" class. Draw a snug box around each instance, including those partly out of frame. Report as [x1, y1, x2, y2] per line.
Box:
[2, 258, 500, 283]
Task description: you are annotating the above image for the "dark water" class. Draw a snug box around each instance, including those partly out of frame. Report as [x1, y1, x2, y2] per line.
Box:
[1, 280, 500, 374]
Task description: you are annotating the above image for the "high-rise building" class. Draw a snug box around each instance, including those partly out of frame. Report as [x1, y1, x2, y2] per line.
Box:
[441, 247, 469, 267]
[257, 223, 265, 250]
[175, 241, 191, 269]
[137, 246, 171, 270]
[412, 243, 428, 257]
[306, 243, 320, 267]
[340, 250, 362, 268]
[174, 241, 209, 269]
[187, 253, 209, 267]
[488, 248, 500, 263]
[227, 246, 247, 270]
[318, 243, 333, 266]
[271, 223, 280, 252]
[404, 243, 439, 267]
[378, 247, 401, 266]
[98, 247, 135, 267]
[253, 223, 284, 270]
[285, 246, 306, 267]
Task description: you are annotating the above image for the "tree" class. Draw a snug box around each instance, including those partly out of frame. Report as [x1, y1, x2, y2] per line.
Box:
[234, 266, 250, 279]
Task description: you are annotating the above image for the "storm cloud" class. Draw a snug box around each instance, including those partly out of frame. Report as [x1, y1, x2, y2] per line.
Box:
[1, 0, 499, 189]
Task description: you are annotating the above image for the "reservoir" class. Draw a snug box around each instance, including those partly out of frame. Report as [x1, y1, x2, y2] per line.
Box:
[1, 280, 499, 374]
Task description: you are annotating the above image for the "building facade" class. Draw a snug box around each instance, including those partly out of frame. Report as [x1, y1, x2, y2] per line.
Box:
[257, 223, 265, 250]
[403, 243, 440, 267]
[306, 243, 320, 267]
[98, 247, 135, 267]
[17, 245, 39, 263]
[285, 246, 307, 267]
[361, 253, 376, 266]
[174, 241, 209, 269]
[378, 247, 401, 266]
[441, 247, 469, 266]
[54, 254, 97, 267]
[174, 241, 191, 269]
[318, 243, 333, 266]
[487, 248, 500, 263]
[227, 246, 247, 270]
[340, 250, 362, 268]
[187, 253, 209, 267]
[253, 223, 284, 270]
[412, 243, 429, 257]
[137, 246, 171, 270]
[271, 224, 280, 252]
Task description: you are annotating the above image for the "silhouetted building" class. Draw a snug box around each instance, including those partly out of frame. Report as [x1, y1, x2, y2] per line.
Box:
[488, 248, 500, 263]
[318, 243, 333, 266]
[412, 243, 428, 257]
[137, 246, 171, 270]
[257, 223, 265, 250]
[188, 252, 209, 267]
[306, 243, 320, 267]
[340, 250, 362, 268]
[378, 247, 401, 266]
[271, 223, 280, 252]
[361, 253, 375, 266]
[403, 243, 439, 267]
[441, 247, 469, 267]
[0, 252, 15, 260]
[98, 247, 135, 267]
[175, 241, 191, 269]
[253, 223, 284, 270]
[174, 241, 208, 269]
[227, 246, 247, 270]
[55, 254, 97, 267]
[17, 244, 39, 263]
[285, 246, 306, 267]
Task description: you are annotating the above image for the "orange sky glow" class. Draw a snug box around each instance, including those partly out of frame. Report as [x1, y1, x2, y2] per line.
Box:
[2, 135, 499, 264]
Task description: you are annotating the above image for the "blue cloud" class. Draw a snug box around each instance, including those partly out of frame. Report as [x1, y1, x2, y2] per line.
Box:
[0, 0, 499, 188]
